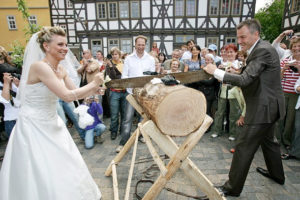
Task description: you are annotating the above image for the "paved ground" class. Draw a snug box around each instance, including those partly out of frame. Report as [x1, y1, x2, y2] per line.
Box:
[1, 117, 300, 200]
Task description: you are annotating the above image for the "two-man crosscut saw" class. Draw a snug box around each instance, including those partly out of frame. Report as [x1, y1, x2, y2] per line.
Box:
[105, 70, 211, 89]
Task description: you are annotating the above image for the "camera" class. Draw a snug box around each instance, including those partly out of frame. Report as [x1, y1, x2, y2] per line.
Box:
[11, 73, 21, 80]
[286, 32, 294, 40]
[290, 66, 298, 73]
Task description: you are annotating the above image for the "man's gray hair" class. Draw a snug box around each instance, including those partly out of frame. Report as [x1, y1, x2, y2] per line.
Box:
[237, 19, 261, 34]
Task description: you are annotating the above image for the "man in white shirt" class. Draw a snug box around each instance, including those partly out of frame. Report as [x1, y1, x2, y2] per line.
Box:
[272, 30, 294, 61]
[204, 19, 285, 197]
[116, 35, 155, 153]
[181, 39, 195, 61]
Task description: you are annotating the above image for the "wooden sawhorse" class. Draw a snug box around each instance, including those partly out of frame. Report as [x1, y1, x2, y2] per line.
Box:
[105, 95, 226, 200]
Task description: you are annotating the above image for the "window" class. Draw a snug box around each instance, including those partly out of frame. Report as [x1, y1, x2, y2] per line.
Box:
[186, 0, 196, 16]
[7, 16, 17, 30]
[232, 0, 241, 15]
[97, 3, 106, 19]
[121, 39, 132, 53]
[292, 0, 300, 13]
[209, 0, 219, 15]
[131, 1, 140, 18]
[175, 35, 194, 43]
[67, 0, 73, 8]
[207, 37, 219, 47]
[28, 15, 37, 25]
[109, 2, 118, 19]
[60, 24, 67, 33]
[108, 39, 119, 52]
[91, 40, 102, 57]
[175, 0, 184, 16]
[119, 2, 129, 18]
[225, 37, 236, 44]
[221, 0, 230, 15]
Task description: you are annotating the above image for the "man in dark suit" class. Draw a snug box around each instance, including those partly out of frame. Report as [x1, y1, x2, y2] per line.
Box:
[204, 19, 285, 197]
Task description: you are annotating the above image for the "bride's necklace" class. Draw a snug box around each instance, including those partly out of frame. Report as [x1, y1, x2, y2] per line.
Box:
[44, 60, 59, 73]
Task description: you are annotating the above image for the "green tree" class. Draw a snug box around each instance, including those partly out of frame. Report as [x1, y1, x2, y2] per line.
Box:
[10, 41, 25, 68]
[17, 0, 41, 38]
[255, 0, 285, 42]
[9, 0, 42, 68]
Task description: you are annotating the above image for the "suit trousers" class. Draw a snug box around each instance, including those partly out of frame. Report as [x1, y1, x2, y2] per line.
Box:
[223, 122, 285, 195]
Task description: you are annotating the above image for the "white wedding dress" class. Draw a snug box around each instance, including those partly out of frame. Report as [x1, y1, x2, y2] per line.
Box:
[0, 82, 101, 200]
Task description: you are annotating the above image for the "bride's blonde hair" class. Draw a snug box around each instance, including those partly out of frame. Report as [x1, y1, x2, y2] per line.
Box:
[37, 26, 66, 52]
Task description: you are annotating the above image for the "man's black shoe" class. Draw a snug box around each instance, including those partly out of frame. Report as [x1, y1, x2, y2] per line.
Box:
[256, 167, 285, 185]
[281, 153, 297, 160]
[111, 132, 117, 140]
[215, 186, 240, 197]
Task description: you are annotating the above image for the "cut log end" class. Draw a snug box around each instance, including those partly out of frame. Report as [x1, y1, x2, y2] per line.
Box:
[134, 83, 207, 136]
[156, 88, 206, 136]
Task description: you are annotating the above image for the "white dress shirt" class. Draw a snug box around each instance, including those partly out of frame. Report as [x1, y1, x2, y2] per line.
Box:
[122, 51, 155, 94]
[181, 51, 192, 60]
[0, 82, 20, 121]
[214, 39, 260, 81]
[272, 41, 292, 61]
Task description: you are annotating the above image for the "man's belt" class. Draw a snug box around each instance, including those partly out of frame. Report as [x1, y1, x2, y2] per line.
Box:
[105, 70, 211, 89]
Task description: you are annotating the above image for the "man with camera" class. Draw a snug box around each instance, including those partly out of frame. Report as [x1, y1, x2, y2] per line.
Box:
[0, 73, 20, 138]
[0, 47, 21, 140]
[78, 49, 100, 86]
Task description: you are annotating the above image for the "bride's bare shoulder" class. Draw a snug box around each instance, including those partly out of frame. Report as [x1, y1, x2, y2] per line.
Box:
[31, 61, 50, 71]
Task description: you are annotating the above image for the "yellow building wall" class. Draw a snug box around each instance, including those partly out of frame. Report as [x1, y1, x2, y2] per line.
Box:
[0, 0, 51, 51]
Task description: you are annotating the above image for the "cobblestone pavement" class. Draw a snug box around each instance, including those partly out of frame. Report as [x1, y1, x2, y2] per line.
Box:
[1, 117, 300, 200]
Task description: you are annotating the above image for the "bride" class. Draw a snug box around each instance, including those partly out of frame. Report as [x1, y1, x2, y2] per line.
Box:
[0, 26, 102, 199]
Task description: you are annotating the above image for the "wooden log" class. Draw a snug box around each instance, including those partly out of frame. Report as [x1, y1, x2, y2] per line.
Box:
[111, 160, 120, 200]
[134, 83, 206, 136]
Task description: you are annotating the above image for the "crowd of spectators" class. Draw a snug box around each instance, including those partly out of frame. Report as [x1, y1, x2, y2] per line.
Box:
[0, 29, 299, 160]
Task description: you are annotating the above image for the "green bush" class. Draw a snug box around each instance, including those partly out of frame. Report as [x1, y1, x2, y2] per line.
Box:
[10, 41, 25, 68]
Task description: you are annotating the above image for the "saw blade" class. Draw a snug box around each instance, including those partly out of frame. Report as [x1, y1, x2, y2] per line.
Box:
[105, 70, 211, 89]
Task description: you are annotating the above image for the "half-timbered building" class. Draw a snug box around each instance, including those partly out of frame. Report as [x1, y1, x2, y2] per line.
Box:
[49, 0, 256, 57]
[282, 0, 300, 34]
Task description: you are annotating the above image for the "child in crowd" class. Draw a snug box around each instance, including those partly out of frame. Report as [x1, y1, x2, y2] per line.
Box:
[226, 66, 246, 153]
[83, 95, 106, 149]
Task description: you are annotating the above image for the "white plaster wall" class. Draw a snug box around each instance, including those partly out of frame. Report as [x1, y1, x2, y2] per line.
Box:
[232, 17, 240, 27]
[243, 4, 249, 15]
[188, 18, 196, 28]
[76, 23, 84, 31]
[198, 0, 207, 16]
[109, 21, 119, 30]
[142, 1, 151, 18]
[99, 21, 107, 30]
[88, 22, 95, 30]
[87, 3, 96, 20]
[197, 38, 205, 48]
[58, 10, 66, 15]
[58, 0, 65, 8]
[211, 18, 218, 27]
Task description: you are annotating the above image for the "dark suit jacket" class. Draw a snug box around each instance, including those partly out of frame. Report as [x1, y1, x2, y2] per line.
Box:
[223, 39, 285, 124]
